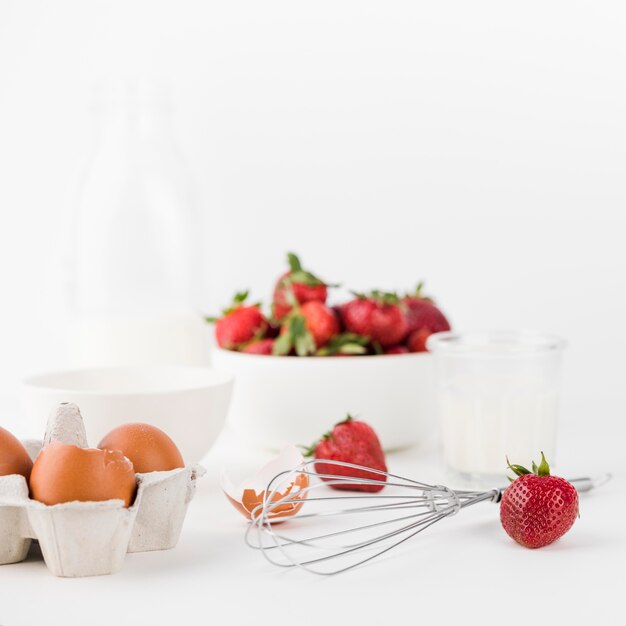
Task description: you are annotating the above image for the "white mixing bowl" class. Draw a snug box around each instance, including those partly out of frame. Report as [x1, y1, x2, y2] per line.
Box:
[212, 349, 435, 451]
[21, 367, 233, 464]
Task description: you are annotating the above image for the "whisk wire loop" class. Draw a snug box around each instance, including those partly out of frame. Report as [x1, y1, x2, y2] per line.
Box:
[245, 459, 482, 575]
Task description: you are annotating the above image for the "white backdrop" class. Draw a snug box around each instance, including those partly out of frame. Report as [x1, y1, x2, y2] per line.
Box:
[0, 1, 625, 434]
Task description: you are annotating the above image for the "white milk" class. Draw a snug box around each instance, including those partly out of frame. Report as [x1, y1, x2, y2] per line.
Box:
[68, 315, 210, 368]
[439, 375, 559, 478]
[428, 331, 565, 486]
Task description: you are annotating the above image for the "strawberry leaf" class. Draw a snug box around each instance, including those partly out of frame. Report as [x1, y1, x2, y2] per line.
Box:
[406, 282, 435, 304]
[351, 290, 400, 305]
[284, 252, 327, 287]
[206, 289, 251, 321]
[506, 456, 532, 477]
[272, 331, 293, 356]
[233, 290, 249, 305]
[289, 269, 324, 287]
[287, 252, 302, 273]
[295, 332, 315, 356]
[506, 453, 552, 479]
[316, 332, 368, 356]
[300, 443, 317, 458]
[275, 313, 316, 356]
[283, 285, 299, 307]
[537, 451, 551, 476]
[338, 343, 367, 355]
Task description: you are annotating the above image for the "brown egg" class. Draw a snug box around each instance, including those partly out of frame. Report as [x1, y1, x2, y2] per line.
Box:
[30, 442, 136, 507]
[98, 423, 184, 474]
[0, 426, 33, 480]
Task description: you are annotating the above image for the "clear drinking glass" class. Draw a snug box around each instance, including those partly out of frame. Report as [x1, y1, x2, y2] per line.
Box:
[427, 330, 565, 487]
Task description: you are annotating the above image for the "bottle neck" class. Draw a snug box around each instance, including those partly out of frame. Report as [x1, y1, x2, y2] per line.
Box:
[92, 79, 174, 141]
[96, 108, 173, 141]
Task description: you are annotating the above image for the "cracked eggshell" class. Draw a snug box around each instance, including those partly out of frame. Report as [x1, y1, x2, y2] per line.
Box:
[221, 445, 309, 520]
[29, 442, 137, 508]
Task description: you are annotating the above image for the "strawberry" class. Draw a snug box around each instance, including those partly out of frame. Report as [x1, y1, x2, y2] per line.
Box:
[274, 301, 339, 356]
[272, 252, 329, 321]
[242, 338, 275, 355]
[300, 301, 339, 347]
[206, 291, 268, 350]
[403, 283, 450, 333]
[402, 284, 450, 353]
[500, 452, 579, 549]
[406, 328, 432, 353]
[304, 415, 387, 492]
[340, 291, 408, 348]
[384, 345, 409, 355]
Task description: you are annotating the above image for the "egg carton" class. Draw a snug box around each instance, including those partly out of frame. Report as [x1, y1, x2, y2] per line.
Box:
[0, 403, 205, 577]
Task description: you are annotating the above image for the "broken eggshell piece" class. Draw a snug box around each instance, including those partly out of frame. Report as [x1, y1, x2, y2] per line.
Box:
[221, 445, 309, 520]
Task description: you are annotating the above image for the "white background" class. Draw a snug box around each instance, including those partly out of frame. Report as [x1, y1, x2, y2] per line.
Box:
[0, 2, 625, 624]
[1, 1, 625, 415]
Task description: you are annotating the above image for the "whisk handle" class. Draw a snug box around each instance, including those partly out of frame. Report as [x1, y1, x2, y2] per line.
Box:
[492, 473, 612, 502]
[565, 473, 612, 492]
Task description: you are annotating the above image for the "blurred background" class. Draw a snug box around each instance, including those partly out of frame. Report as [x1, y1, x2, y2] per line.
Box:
[0, 0, 625, 433]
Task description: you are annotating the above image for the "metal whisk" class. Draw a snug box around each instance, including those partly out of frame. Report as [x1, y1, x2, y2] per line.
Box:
[245, 459, 610, 575]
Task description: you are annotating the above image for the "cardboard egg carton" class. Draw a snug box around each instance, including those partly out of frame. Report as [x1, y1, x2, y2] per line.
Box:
[0, 403, 205, 577]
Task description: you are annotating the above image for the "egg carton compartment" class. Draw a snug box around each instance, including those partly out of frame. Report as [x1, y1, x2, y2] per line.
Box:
[0, 403, 205, 577]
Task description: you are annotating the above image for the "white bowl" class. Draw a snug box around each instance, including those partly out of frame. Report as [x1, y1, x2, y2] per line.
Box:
[212, 348, 435, 451]
[21, 367, 233, 464]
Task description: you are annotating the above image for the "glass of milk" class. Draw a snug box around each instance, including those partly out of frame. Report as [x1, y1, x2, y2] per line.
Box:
[427, 330, 565, 487]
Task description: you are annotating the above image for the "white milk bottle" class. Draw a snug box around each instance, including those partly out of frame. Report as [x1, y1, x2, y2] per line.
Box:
[67, 78, 209, 367]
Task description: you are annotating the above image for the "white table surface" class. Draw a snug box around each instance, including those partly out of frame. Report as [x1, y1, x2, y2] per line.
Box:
[0, 410, 624, 626]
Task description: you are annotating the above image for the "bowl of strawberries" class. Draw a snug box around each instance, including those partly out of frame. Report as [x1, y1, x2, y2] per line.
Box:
[208, 253, 451, 451]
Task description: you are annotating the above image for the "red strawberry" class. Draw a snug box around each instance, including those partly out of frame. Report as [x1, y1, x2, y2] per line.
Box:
[500, 453, 579, 549]
[272, 252, 329, 321]
[242, 338, 275, 355]
[384, 345, 409, 355]
[305, 415, 387, 492]
[406, 328, 432, 353]
[206, 291, 268, 350]
[274, 301, 339, 356]
[402, 284, 450, 353]
[340, 292, 408, 348]
[403, 283, 450, 333]
[300, 301, 339, 347]
[331, 305, 346, 332]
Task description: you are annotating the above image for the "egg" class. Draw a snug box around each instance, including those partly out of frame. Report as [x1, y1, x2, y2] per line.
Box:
[221, 445, 309, 520]
[0, 426, 33, 480]
[30, 441, 137, 507]
[98, 423, 184, 474]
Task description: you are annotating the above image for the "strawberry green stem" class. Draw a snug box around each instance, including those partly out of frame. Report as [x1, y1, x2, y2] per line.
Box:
[506, 452, 552, 479]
